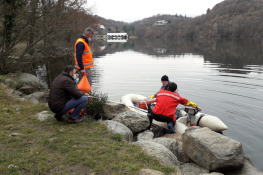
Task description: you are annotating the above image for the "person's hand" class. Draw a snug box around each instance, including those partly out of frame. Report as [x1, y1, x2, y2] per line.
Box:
[149, 95, 155, 98]
[81, 69, 87, 76]
[186, 101, 197, 108]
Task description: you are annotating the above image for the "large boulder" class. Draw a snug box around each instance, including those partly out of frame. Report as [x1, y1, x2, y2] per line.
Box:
[225, 157, 263, 175]
[179, 163, 209, 175]
[134, 141, 179, 168]
[19, 86, 35, 95]
[4, 79, 17, 89]
[152, 137, 178, 155]
[163, 134, 190, 162]
[23, 92, 47, 104]
[177, 140, 191, 163]
[16, 73, 45, 90]
[112, 110, 149, 133]
[104, 120, 133, 142]
[103, 102, 129, 120]
[183, 127, 245, 171]
[137, 130, 154, 141]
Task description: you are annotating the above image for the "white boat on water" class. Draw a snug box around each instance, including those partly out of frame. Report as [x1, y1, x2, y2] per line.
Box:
[120, 94, 228, 134]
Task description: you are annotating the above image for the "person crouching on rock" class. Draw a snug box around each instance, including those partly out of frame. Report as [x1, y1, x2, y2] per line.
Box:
[147, 82, 197, 133]
[48, 65, 88, 124]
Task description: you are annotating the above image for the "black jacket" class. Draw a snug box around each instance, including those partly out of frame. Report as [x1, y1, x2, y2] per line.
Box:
[75, 35, 90, 70]
[154, 81, 170, 97]
[48, 71, 84, 113]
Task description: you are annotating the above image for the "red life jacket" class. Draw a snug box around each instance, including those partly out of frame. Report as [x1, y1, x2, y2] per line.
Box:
[153, 89, 188, 121]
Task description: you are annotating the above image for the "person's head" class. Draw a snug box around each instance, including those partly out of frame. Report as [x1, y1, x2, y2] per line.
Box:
[83, 27, 94, 39]
[161, 75, 169, 85]
[63, 65, 75, 77]
[167, 82, 177, 92]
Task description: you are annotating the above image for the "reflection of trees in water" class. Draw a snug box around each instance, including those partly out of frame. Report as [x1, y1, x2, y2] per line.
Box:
[98, 38, 263, 74]
[20, 38, 263, 87]
[203, 39, 263, 66]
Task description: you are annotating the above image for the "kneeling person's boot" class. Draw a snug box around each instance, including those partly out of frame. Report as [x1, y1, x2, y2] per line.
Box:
[68, 115, 85, 124]
[54, 113, 63, 121]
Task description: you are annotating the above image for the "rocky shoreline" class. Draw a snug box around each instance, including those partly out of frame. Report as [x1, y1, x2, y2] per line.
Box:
[1, 73, 263, 175]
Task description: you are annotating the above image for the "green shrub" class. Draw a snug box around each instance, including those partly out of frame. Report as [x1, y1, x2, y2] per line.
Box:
[85, 91, 108, 120]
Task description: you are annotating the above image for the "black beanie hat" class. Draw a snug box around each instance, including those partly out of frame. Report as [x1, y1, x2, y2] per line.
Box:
[161, 75, 169, 81]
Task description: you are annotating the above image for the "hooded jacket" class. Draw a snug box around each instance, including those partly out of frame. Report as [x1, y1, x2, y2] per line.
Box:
[48, 71, 84, 113]
[153, 89, 188, 121]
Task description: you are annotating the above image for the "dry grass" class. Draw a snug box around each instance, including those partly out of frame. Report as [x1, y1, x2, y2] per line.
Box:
[0, 82, 178, 175]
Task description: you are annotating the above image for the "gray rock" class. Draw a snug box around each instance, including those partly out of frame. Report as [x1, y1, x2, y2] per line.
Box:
[11, 90, 24, 97]
[37, 111, 53, 121]
[4, 79, 17, 89]
[134, 141, 179, 168]
[104, 120, 133, 142]
[103, 102, 129, 119]
[183, 127, 245, 171]
[225, 157, 263, 175]
[179, 163, 209, 175]
[137, 130, 154, 141]
[152, 137, 177, 155]
[112, 110, 149, 133]
[16, 73, 45, 90]
[201, 173, 224, 175]
[32, 52, 44, 60]
[24, 92, 46, 104]
[139, 168, 164, 175]
[19, 86, 34, 95]
[176, 140, 191, 163]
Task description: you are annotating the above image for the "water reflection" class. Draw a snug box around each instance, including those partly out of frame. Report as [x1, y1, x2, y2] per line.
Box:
[92, 38, 263, 74]
[21, 38, 263, 87]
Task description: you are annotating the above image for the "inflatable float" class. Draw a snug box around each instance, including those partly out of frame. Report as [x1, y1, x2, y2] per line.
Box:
[120, 94, 228, 134]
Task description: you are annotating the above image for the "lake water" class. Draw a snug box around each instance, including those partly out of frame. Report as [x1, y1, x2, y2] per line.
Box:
[41, 38, 263, 171]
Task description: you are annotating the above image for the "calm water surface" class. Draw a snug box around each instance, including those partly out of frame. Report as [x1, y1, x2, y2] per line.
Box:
[40, 39, 263, 171]
[90, 39, 263, 171]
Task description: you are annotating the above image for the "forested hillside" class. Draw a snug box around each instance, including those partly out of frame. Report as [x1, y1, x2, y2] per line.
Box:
[131, 0, 263, 39]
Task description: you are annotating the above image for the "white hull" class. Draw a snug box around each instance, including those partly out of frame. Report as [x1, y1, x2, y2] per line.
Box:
[121, 94, 228, 134]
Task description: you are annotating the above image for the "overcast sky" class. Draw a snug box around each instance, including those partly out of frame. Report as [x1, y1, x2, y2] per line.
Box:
[87, 0, 225, 23]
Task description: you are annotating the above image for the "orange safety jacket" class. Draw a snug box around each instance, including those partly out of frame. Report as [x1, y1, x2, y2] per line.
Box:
[74, 38, 94, 69]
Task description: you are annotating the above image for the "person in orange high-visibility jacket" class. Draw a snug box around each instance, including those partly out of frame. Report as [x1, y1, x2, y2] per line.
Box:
[75, 27, 95, 85]
[147, 82, 197, 133]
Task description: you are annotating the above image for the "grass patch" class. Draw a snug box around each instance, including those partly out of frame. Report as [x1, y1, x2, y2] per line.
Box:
[0, 84, 178, 174]
[0, 75, 8, 82]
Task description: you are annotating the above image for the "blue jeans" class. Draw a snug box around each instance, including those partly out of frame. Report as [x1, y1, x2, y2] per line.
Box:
[60, 96, 88, 120]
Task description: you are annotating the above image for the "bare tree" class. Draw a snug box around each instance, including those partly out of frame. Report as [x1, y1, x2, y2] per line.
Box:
[0, 0, 97, 73]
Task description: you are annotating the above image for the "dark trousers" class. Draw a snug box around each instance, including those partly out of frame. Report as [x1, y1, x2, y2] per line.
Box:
[60, 96, 88, 120]
[147, 105, 175, 129]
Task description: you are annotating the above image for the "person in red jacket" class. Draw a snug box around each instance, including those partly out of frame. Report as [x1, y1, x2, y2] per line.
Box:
[147, 82, 197, 133]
